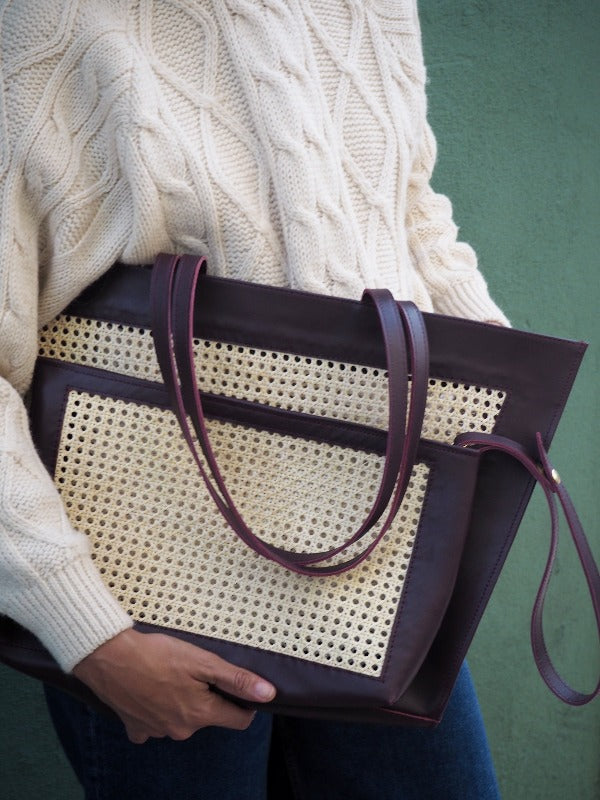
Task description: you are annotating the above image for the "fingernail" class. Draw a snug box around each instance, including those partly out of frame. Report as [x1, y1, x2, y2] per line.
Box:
[254, 681, 275, 701]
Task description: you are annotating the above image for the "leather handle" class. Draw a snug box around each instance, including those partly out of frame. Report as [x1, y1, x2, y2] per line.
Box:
[172, 255, 429, 567]
[151, 253, 429, 576]
[456, 431, 600, 706]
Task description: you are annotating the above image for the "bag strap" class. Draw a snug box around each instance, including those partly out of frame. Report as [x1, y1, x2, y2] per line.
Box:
[171, 253, 430, 567]
[456, 431, 600, 705]
[151, 252, 429, 576]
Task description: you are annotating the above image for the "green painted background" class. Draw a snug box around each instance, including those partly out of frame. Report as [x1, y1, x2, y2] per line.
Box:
[0, 1, 598, 797]
[419, 1, 600, 798]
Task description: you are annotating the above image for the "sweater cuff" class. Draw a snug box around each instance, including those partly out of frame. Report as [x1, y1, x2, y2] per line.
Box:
[9, 556, 133, 672]
[432, 276, 511, 327]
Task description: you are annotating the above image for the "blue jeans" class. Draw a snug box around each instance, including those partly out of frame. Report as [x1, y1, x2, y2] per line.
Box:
[44, 663, 500, 799]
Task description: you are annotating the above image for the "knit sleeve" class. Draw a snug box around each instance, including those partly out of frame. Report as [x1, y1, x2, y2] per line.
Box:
[0, 378, 133, 671]
[405, 117, 510, 326]
[0, 15, 133, 672]
[0, 234, 133, 673]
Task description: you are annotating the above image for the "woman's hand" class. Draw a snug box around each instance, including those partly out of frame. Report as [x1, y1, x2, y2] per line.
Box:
[72, 629, 276, 743]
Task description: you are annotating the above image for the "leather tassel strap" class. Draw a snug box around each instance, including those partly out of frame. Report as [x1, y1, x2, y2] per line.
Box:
[456, 431, 600, 706]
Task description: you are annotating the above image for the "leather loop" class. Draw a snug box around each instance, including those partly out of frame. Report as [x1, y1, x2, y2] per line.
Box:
[151, 253, 429, 575]
[455, 430, 600, 706]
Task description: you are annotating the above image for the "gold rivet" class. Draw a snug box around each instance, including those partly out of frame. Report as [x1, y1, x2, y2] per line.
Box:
[551, 468, 561, 485]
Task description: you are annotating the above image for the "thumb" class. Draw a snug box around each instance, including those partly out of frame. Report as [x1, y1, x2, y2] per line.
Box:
[197, 652, 277, 703]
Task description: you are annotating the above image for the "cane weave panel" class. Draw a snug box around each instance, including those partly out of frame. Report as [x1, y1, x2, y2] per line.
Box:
[39, 315, 506, 443]
[55, 390, 431, 676]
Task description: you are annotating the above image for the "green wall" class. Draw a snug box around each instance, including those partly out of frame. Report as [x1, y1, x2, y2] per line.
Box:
[0, 2, 598, 798]
[419, 1, 600, 798]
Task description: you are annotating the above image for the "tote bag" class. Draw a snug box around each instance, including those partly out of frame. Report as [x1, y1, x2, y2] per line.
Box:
[1, 253, 597, 725]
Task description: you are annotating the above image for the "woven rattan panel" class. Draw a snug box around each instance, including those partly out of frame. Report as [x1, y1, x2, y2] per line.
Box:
[40, 316, 506, 442]
[55, 390, 431, 676]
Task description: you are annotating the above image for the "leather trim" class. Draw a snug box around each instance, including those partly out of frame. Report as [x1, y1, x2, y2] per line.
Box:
[26, 355, 480, 709]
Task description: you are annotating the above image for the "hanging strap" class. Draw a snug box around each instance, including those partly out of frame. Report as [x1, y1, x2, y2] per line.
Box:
[151, 252, 429, 575]
[456, 431, 600, 706]
[150, 253, 599, 701]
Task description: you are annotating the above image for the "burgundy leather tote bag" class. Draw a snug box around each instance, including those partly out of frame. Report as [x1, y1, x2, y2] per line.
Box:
[1, 252, 598, 725]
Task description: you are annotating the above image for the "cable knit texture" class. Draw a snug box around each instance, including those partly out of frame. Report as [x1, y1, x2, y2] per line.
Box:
[0, 0, 508, 671]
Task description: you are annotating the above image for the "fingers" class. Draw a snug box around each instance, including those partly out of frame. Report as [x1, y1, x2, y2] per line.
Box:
[124, 693, 256, 743]
[199, 692, 257, 732]
[125, 723, 151, 744]
[193, 650, 276, 704]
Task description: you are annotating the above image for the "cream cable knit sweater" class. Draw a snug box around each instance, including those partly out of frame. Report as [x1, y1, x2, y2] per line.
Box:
[0, 0, 509, 672]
